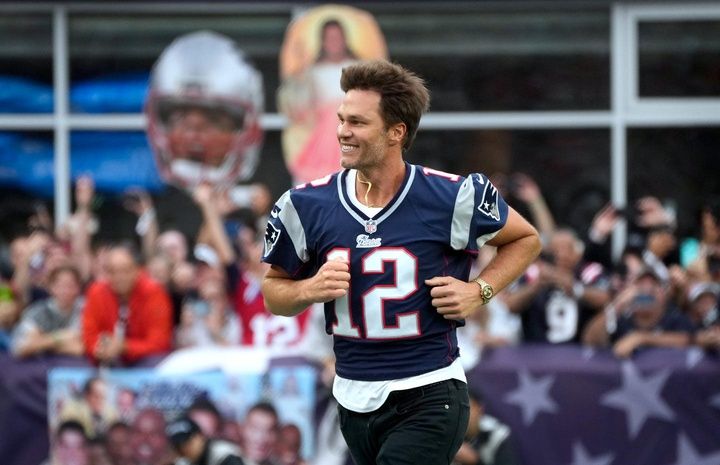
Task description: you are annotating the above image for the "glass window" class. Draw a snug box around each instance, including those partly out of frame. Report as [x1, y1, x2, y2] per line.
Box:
[407, 129, 610, 234]
[0, 14, 53, 113]
[638, 20, 720, 97]
[627, 127, 720, 238]
[68, 13, 290, 113]
[368, 7, 610, 111]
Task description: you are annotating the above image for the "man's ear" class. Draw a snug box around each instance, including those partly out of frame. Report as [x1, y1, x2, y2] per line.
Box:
[388, 122, 407, 147]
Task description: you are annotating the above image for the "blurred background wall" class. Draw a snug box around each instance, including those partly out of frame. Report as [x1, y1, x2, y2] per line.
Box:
[0, 0, 718, 256]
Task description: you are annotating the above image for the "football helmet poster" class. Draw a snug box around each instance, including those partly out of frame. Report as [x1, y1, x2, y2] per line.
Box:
[145, 31, 264, 189]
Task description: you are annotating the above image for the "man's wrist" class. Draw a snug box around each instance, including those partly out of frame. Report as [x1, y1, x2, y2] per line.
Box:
[472, 277, 494, 305]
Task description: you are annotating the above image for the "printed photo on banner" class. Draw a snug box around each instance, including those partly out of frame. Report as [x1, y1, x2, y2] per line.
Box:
[277, 4, 388, 184]
[47, 362, 317, 465]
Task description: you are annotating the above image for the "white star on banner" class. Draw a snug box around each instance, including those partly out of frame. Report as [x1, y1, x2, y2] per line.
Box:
[581, 346, 596, 360]
[710, 393, 720, 409]
[685, 347, 704, 369]
[503, 369, 558, 426]
[567, 442, 614, 465]
[667, 434, 720, 465]
[600, 361, 674, 438]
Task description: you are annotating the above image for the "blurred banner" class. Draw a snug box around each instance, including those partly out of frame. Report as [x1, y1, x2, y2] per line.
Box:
[0, 132, 164, 196]
[277, 4, 387, 184]
[47, 351, 318, 465]
[1, 347, 718, 465]
[469, 345, 720, 465]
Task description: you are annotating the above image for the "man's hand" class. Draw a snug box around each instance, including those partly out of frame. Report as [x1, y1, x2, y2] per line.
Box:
[425, 276, 483, 320]
[306, 260, 350, 303]
[94, 333, 124, 363]
[75, 176, 95, 210]
[613, 331, 646, 358]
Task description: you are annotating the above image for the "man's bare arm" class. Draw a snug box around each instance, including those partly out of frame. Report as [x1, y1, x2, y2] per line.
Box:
[262, 261, 350, 317]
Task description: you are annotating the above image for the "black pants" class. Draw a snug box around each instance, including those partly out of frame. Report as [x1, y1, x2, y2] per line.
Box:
[337, 379, 470, 465]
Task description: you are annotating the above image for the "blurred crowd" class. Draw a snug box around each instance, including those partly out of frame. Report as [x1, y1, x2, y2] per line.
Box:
[0, 169, 717, 465]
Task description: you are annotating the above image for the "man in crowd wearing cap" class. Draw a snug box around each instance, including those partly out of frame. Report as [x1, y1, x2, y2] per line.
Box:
[688, 282, 720, 350]
[582, 267, 694, 358]
[166, 416, 248, 465]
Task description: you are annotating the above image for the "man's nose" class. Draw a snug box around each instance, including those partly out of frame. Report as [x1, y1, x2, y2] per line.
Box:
[337, 122, 351, 138]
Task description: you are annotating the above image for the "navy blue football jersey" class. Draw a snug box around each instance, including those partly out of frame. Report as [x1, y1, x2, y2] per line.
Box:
[262, 163, 508, 381]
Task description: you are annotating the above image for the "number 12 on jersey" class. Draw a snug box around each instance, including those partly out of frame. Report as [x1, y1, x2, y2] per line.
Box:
[327, 248, 421, 340]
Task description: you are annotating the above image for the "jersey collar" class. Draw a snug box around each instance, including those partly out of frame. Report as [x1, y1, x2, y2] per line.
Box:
[337, 162, 416, 233]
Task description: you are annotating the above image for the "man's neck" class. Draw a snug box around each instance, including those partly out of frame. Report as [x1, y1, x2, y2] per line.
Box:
[356, 159, 405, 208]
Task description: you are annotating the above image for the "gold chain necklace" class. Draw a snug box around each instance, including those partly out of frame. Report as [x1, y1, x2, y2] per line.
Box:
[356, 172, 379, 208]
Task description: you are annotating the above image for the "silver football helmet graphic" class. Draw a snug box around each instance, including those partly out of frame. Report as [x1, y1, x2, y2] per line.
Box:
[146, 30, 264, 188]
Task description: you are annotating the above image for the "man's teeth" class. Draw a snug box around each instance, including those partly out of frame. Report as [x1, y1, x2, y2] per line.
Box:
[341, 145, 355, 153]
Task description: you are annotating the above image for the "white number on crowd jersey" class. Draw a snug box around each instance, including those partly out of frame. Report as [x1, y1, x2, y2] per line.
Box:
[545, 290, 579, 343]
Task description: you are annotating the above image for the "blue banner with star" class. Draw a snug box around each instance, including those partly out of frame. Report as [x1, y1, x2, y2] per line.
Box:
[468, 345, 720, 465]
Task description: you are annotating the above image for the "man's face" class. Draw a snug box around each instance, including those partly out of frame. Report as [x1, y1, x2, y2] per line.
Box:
[86, 380, 107, 414]
[106, 426, 134, 465]
[189, 409, 221, 438]
[167, 107, 236, 167]
[242, 410, 278, 462]
[337, 89, 392, 171]
[105, 249, 139, 297]
[631, 276, 666, 329]
[549, 231, 581, 271]
[49, 270, 81, 310]
[54, 430, 89, 465]
[130, 410, 168, 465]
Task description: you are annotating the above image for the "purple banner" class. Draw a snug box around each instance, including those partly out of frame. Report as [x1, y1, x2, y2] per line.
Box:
[468, 345, 720, 465]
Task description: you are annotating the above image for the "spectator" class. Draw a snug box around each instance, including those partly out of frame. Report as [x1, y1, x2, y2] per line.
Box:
[130, 407, 172, 465]
[177, 276, 240, 348]
[105, 421, 134, 465]
[453, 391, 520, 465]
[0, 276, 18, 351]
[582, 267, 694, 357]
[508, 172, 556, 242]
[166, 416, 247, 465]
[57, 176, 98, 283]
[49, 420, 91, 465]
[685, 197, 720, 280]
[10, 265, 85, 358]
[187, 397, 224, 439]
[241, 402, 279, 465]
[115, 388, 138, 424]
[273, 423, 307, 465]
[642, 224, 677, 284]
[88, 437, 113, 465]
[59, 377, 118, 440]
[505, 228, 611, 344]
[233, 224, 310, 348]
[82, 243, 173, 366]
[687, 282, 720, 351]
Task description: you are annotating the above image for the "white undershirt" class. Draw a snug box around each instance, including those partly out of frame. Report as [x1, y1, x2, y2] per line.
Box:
[346, 170, 383, 217]
[333, 358, 467, 413]
[333, 170, 467, 413]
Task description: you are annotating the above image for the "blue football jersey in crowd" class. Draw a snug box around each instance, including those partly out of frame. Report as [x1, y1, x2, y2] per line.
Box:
[262, 163, 508, 381]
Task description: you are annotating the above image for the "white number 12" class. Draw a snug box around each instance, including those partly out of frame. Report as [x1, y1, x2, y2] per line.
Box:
[327, 247, 420, 340]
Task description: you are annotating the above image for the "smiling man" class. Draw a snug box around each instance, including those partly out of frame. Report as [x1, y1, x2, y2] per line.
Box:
[261, 60, 540, 465]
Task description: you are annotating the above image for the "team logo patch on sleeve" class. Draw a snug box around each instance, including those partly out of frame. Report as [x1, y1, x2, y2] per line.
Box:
[264, 221, 281, 257]
[478, 181, 501, 221]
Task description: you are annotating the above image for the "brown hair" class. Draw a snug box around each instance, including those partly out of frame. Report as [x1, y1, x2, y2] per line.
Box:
[340, 60, 430, 153]
[48, 264, 82, 286]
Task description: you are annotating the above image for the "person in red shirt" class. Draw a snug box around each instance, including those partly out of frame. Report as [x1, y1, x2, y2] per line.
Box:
[82, 243, 172, 366]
